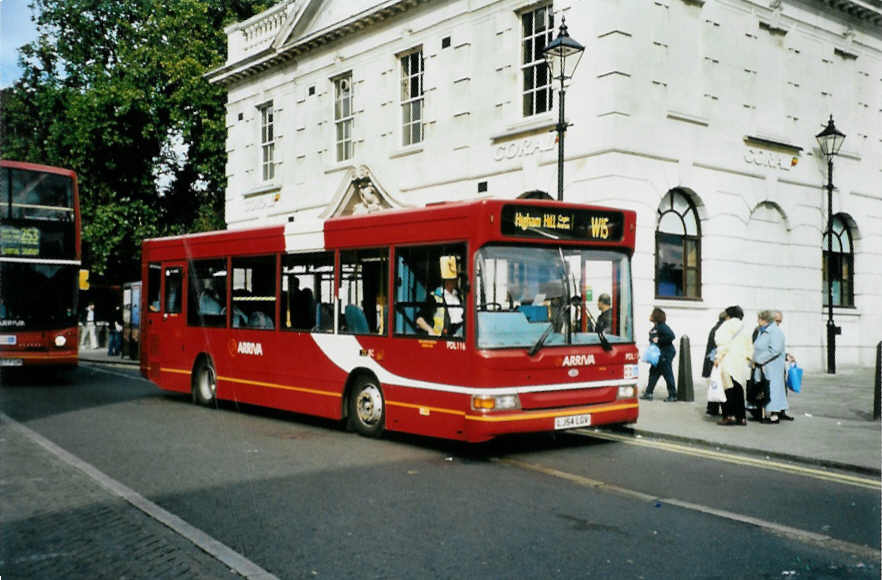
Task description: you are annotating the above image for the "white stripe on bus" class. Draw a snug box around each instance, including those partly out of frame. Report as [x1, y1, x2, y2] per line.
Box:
[309, 334, 634, 397]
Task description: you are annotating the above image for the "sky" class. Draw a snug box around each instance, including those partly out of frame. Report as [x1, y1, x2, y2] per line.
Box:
[0, 0, 39, 88]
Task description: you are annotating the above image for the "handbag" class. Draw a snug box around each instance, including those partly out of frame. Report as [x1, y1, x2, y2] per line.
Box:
[641, 343, 661, 366]
[707, 366, 727, 403]
[746, 369, 770, 407]
[786, 364, 803, 393]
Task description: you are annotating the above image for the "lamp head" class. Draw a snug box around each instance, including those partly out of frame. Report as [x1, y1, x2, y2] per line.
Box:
[815, 115, 845, 158]
[542, 17, 585, 81]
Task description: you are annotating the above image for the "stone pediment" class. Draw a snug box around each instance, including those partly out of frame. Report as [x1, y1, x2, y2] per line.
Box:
[321, 165, 408, 218]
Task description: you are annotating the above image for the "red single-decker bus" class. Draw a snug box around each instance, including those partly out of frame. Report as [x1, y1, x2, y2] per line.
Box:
[141, 199, 639, 442]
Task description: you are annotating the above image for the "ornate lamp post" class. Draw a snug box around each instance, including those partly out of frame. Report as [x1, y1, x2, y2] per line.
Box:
[815, 115, 845, 374]
[542, 17, 585, 202]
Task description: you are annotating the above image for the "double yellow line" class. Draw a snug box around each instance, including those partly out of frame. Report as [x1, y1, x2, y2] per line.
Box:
[577, 429, 880, 490]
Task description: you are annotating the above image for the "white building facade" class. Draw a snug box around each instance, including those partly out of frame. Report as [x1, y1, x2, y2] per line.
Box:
[208, 0, 882, 373]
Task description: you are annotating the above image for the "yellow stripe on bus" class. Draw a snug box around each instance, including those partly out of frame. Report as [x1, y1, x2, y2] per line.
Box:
[217, 375, 342, 399]
[386, 400, 466, 417]
[160, 367, 339, 399]
[465, 402, 638, 422]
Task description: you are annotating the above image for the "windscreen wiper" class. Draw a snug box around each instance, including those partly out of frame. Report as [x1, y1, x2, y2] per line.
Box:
[528, 298, 569, 357]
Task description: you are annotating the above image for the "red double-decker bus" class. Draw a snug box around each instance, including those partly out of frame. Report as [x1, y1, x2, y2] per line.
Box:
[140, 199, 639, 442]
[0, 160, 81, 368]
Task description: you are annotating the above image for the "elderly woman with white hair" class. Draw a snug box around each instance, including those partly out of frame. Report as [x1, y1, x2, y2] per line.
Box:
[752, 309, 788, 423]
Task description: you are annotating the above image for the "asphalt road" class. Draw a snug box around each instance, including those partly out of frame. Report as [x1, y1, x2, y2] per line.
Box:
[1, 364, 879, 579]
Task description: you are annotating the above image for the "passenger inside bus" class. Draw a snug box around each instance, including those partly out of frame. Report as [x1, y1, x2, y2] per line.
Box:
[416, 257, 463, 337]
[198, 282, 223, 315]
[595, 293, 612, 334]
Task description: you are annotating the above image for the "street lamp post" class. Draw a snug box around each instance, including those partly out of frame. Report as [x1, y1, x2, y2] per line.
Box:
[542, 17, 585, 202]
[815, 115, 845, 374]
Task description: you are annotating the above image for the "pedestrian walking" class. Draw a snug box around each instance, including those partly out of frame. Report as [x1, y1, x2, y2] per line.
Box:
[714, 305, 752, 426]
[703, 310, 727, 416]
[752, 309, 787, 424]
[108, 306, 123, 356]
[641, 307, 677, 402]
[80, 302, 98, 350]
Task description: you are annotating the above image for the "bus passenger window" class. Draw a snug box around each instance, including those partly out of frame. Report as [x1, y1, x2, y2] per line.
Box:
[231, 255, 276, 330]
[340, 248, 388, 335]
[281, 252, 334, 332]
[164, 267, 182, 314]
[147, 263, 161, 312]
[395, 244, 466, 338]
[188, 259, 227, 327]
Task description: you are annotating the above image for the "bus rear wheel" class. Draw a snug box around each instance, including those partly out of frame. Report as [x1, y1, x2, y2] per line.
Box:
[192, 358, 217, 407]
[348, 376, 385, 437]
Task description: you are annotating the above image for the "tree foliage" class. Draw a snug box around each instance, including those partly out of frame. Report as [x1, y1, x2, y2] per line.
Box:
[0, 0, 270, 283]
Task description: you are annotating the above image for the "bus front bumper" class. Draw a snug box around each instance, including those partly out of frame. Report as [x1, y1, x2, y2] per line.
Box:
[463, 400, 639, 443]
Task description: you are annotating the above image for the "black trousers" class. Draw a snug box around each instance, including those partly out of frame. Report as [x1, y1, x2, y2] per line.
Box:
[721, 379, 745, 421]
[647, 358, 676, 397]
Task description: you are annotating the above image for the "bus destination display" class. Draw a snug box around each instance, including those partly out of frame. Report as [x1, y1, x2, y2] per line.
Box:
[0, 226, 40, 257]
[500, 205, 624, 242]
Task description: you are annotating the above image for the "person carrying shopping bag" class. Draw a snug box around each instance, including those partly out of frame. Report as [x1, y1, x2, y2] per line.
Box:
[713, 305, 753, 426]
[640, 307, 677, 402]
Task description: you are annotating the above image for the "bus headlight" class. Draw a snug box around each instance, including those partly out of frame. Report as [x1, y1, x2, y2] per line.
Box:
[54, 335, 67, 347]
[617, 385, 636, 399]
[471, 394, 521, 412]
[624, 364, 639, 379]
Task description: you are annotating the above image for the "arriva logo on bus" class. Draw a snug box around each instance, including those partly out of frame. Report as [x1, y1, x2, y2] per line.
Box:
[230, 340, 264, 356]
[562, 354, 596, 367]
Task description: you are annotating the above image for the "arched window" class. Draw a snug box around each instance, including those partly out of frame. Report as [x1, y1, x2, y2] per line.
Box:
[656, 189, 701, 299]
[823, 215, 854, 307]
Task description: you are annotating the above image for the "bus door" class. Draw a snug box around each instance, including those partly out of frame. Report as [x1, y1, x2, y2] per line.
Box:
[144, 262, 186, 387]
[158, 263, 186, 388]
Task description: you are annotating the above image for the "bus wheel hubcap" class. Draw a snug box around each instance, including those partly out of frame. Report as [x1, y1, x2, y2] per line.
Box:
[355, 385, 382, 425]
[200, 367, 216, 400]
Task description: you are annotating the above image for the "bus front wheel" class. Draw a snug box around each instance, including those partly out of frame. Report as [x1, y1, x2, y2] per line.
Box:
[348, 376, 385, 437]
[192, 358, 217, 407]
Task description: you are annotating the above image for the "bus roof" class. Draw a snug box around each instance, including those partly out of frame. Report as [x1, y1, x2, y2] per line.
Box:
[0, 160, 78, 180]
[142, 198, 636, 260]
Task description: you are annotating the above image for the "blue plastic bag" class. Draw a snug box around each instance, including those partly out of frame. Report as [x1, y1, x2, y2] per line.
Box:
[786, 364, 803, 393]
[641, 343, 661, 366]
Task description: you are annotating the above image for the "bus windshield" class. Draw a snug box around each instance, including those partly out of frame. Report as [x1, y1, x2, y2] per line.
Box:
[475, 245, 632, 350]
[1, 168, 75, 221]
[0, 263, 78, 330]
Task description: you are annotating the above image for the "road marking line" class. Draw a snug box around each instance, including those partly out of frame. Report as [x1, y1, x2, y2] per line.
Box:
[576, 429, 881, 490]
[499, 456, 881, 561]
[0, 411, 278, 580]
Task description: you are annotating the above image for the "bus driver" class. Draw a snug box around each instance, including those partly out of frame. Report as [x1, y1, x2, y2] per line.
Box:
[416, 257, 463, 337]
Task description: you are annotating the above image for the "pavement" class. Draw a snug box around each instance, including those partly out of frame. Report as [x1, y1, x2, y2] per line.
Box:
[79, 348, 882, 475]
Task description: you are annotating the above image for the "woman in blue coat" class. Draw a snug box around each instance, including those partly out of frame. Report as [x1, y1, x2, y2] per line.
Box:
[641, 307, 678, 402]
[752, 309, 787, 423]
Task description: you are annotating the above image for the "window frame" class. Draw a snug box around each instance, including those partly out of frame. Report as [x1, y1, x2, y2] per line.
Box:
[230, 254, 278, 330]
[822, 215, 855, 308]
[333, 73, 354, 162]
[281, 251, 336, 333]
[393, 243, 467, 340]
[339, 248, 389, 336]
[258, 101, 275, 181]
[655, 190, 702, 300]
[520, 3, 554, 118]
[400, 47, 424, 146]
[187, 258, 229, 328]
